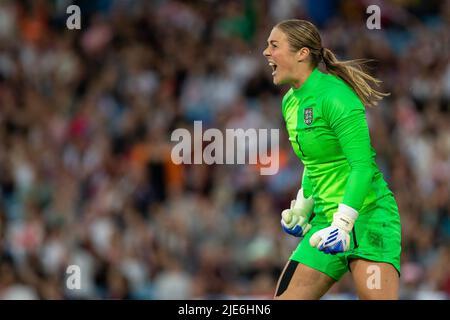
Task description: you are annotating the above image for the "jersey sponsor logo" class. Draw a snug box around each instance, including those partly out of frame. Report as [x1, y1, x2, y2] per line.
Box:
[304, 107, 313, 125]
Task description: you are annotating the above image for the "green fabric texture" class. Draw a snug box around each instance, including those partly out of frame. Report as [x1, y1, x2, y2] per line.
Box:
[282, 68, 393, 222]
[290, 194, 401, 279]
[282, 67, 402, 278]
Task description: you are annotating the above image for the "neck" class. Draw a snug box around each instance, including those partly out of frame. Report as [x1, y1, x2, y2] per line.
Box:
[292, 66, 314, 89]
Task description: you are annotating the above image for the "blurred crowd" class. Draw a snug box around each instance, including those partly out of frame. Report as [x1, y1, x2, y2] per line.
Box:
[0, 0, 449, 299]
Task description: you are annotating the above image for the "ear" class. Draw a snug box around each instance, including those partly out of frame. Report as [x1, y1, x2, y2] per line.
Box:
[296, 47, 310, 62]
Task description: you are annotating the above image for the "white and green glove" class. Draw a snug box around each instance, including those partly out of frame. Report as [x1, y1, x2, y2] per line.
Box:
[309, 203, 358, 254]
[281, 188, 314, 237]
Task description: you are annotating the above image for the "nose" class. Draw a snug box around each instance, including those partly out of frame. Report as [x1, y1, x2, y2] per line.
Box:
[263, 46, 270, 57]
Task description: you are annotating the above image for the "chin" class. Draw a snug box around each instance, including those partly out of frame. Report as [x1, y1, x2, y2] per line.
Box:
[273, 75, 281, 85]
[273, 76, 287, 86]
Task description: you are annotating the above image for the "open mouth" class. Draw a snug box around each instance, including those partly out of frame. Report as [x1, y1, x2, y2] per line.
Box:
[269, 62, 277, 75]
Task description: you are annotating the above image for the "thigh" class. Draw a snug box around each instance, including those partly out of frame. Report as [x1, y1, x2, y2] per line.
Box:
[291, 223, 350, 281]
[349, 259, 399, 300]
[274, 260, 336, 300]
[347, 195, 402, 275]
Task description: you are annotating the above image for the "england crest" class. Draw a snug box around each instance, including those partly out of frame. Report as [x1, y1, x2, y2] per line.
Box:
[304, 107, 313, 125]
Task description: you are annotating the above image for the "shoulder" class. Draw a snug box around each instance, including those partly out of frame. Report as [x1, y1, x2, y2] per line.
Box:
[319, 76, 364, 114]
[316, 76, 365, 126]
[319, 73, 356, 100]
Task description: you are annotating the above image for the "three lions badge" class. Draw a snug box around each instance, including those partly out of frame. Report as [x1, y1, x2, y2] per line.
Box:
[304, 107, 313, 125]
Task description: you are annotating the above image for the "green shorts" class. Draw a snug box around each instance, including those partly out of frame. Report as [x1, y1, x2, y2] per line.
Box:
[290, 195, 402, 281]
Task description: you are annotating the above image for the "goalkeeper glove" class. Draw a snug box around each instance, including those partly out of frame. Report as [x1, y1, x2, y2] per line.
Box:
[309, 203, 358, 254]
[281, 188, 314, 237]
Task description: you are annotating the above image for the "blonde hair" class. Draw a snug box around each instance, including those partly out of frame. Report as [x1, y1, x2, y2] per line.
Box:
[275, 19, 389, 107]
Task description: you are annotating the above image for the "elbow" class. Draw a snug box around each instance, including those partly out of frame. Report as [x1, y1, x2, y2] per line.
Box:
[350, 161, 375, 180]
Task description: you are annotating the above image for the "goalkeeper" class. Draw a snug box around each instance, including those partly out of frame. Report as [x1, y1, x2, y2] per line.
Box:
[263, 19, 401, 299]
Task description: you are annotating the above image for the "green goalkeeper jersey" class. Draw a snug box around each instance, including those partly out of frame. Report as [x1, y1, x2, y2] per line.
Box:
[282, 68, 393, 222]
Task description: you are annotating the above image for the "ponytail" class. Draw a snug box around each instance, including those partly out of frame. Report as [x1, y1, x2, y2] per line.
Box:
[275, 19, 389, 107]
[321, 48, 389, 107]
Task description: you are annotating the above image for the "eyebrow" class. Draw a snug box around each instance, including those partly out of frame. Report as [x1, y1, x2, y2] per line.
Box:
[267, 40, 279, 45]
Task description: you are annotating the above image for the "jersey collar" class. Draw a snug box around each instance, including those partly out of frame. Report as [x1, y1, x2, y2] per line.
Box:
[292, 67, 322, 97]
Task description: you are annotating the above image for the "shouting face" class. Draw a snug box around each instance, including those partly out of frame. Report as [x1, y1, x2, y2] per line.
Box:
[263, 27, 300, 86]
